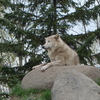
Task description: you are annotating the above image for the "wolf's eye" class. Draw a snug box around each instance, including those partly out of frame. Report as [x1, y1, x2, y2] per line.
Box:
[48, 41, 50, 42]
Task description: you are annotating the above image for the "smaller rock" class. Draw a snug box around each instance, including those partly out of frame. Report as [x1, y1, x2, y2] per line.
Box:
[51, 69, 100, 100]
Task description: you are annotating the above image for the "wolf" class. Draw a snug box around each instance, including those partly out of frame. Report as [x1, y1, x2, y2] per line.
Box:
[32, 33, 79, 71]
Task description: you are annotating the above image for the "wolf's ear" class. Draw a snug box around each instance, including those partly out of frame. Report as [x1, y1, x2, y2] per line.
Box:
[54, 33, 59, 39]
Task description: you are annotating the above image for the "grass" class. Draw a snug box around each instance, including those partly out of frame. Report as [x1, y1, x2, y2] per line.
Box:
[95, 79, 100, 86]
[9, 84, 51, 100]
[40, 90, 51, 100]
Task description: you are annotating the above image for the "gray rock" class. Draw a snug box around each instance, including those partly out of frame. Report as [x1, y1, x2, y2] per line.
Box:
[51, 69, 100, 100]
[21, 65, 100, 89]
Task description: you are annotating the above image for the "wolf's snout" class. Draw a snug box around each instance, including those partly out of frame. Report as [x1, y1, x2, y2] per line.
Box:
[42, 45, 45, 49]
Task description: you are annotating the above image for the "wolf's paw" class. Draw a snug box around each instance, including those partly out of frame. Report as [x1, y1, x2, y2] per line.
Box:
[41, 65, 48, 72]
[32, 65, 39, 70]
[32, 66, 36, 70]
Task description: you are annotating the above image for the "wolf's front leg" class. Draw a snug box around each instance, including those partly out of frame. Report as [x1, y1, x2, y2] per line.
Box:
[32, 63, 47, 70]
[41, 60, 63, 71]
[41, 64, 50, 71]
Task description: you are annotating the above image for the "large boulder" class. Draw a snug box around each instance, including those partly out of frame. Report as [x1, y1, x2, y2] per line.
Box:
[51, 69, 100, 100]
[21, 65, 100, 89]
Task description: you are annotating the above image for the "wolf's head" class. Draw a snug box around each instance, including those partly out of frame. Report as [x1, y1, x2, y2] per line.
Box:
[42, 33, 60, 50]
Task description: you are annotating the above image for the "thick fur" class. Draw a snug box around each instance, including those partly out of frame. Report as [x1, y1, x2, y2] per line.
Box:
[32, 33, 79, 71]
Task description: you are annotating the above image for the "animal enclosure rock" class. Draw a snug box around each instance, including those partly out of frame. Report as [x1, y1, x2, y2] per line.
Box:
[51, 69, 100, 100]
[21, 65, 100, 89]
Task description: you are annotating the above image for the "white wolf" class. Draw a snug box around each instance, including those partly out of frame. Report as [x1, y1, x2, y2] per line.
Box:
[32, 33, 79, 71]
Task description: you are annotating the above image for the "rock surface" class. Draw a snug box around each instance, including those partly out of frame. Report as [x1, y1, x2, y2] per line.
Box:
[21, 65, 100, 89]
[51, 69, 100, 100]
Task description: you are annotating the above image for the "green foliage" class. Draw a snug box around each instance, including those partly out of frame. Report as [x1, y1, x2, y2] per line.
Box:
[10, 84, 28, 96]
[10, 84, 51, 100]
[95, 79, 100, 86]
[0, 93, 9, 100]
[0, 66, 25, 88]
[0, 0, 100, 67]
[40, 90, 51, 100]
[0, 0, 100, 97]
